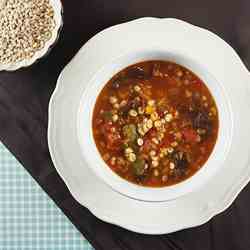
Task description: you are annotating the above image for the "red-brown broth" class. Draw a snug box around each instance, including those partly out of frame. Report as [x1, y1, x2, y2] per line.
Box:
[92, 61, 219, 187]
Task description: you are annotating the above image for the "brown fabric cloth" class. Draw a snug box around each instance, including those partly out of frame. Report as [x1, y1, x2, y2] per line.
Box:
[1, 0, 250, 249]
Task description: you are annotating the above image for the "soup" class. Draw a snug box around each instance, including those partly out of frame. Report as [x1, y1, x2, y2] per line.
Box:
[92, 61, 219, 187]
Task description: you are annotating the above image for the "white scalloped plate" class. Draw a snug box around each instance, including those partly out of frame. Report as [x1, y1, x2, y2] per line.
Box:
[48, 18, 250, 234]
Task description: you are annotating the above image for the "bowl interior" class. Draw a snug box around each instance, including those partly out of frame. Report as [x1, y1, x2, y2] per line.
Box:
[77, 49, 233, 202]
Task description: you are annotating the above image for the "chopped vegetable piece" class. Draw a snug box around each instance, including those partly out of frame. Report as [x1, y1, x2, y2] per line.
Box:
[132, 158, 146, 176]
[123, 124, 138, 142]
[102, 111, 113, 121]
[126, 66, 149, 79]
[172, 151, 189, 170]
[182, 128, 199, 143]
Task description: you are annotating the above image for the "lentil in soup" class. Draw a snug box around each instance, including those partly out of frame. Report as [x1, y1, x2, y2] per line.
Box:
[92, 61, 219, 187]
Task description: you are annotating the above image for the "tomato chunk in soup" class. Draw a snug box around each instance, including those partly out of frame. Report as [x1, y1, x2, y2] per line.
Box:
[92, 61, 219, 187]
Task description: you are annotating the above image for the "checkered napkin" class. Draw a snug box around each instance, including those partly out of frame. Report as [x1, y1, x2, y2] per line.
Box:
[0, 142, 94, 250]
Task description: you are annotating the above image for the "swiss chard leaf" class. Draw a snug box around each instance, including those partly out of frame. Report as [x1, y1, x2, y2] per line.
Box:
[122, 124, 138, 142]
[132, 158, 145, 176]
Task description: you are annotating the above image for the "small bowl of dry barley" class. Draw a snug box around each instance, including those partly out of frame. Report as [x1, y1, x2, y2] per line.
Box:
[0, 0, 62, 71]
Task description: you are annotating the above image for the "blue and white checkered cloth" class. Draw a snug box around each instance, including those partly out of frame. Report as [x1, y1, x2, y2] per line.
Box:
[0, 142, 94, 250]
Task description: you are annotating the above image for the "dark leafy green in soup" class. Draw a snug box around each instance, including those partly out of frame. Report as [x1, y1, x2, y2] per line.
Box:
[92, 61, 219, 187]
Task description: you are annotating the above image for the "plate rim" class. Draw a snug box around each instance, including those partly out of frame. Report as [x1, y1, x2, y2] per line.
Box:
[48, 17, 250, 234]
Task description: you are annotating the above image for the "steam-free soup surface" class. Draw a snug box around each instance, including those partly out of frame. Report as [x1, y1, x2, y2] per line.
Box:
[92, 61, 219, 187]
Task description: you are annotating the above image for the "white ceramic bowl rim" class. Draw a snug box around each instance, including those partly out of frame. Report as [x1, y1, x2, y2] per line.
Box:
[77, 48, 233, 202]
